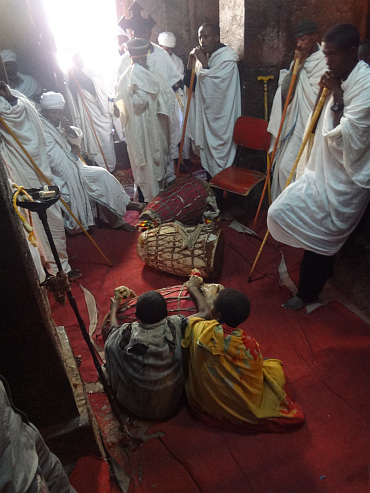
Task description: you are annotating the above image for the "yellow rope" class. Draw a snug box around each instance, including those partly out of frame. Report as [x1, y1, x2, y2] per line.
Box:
[11, 184, 38, 247]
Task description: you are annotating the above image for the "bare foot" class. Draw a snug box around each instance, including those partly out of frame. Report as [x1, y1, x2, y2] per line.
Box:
[282, 296, 307, 311]
[115, 222, 136, 232]
[127, 201, 146, 213]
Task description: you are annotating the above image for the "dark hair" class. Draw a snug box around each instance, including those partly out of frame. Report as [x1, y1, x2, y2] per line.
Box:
[199, 23, 220, 37]
[322, 24, 360, 50]
[214, 288, 250, 328]
[135, 291, 168, 324]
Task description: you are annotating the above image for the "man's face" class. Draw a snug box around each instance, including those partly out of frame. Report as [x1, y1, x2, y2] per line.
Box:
[295, 33, 317, 56]
[160, 45, 172, 55]
[322, 42, 356, 78]
[42, 108, 63, 127]
[4, 61, 17, 78]
[198, 26, 219, 55]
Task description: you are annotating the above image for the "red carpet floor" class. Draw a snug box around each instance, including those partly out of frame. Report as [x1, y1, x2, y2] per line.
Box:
[50, 200, 370, 493]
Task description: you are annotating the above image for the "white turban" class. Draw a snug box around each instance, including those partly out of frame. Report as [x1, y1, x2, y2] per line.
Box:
[40, 92, 65, 110]
[1, 49, 17, 63]
[158, 32, 176, 48]
[66, 126, 83, 147]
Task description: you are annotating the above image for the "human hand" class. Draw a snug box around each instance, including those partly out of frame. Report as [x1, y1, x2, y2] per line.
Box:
[0, 81, 15, 102]
[319, 71, 342, 92]
[60, 116, 72, 133]
[110, 296, 120, 313]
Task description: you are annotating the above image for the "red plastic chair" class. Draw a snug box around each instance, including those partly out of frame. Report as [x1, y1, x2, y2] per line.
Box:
[209, 116, 270, 196]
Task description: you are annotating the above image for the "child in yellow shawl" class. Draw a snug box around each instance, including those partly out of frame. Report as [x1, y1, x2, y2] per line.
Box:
[183, 277, 304, 432]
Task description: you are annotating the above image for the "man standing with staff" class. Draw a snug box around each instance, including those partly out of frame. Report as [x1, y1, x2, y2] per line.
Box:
[267, 23, 370, 311]
[184, 23, 241, 178]
[268, 20, 327, 200]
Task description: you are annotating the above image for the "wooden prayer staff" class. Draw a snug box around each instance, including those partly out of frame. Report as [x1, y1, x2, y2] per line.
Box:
[175, 64, 196, 182]
[248, 87, 329, 283]
[0, 116, 113, 267]
[254, 57, 301, 227]
[72, 71, 111, 172]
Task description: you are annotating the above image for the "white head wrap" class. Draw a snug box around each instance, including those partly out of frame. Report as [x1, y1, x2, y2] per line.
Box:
[158, 32, 176, 48]
[66, 126, 83, 146]
[40, 92, 65, 110]
[1, 49, 17, 63]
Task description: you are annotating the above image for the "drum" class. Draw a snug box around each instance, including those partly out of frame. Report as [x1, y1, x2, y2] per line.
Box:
[101, 282, 224, 337]
[138, 176, 219, 229]
[137, 222, 224, 279]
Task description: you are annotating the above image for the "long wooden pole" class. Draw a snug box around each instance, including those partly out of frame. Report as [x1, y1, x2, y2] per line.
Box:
[248, 87, 329, 282]
[254, 57, 301, 227]
[175, 65, 196, 182]
[72, 72, 110, 172]
[0, 116, 113, 266]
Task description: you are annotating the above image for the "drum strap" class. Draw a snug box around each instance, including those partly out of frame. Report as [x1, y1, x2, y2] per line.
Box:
[175, 222, 204, 250]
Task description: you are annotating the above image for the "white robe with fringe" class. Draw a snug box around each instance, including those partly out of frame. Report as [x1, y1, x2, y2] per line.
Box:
[268, 46, 327, 200]
[186, 45, 241, 177]
[41, 117, 130, 231]
[267, 61, 370, 256]
[116, 63, 175, 202]
[0, 89, 71, 275]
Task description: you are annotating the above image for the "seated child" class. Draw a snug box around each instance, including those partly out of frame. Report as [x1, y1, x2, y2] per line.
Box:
[104, 291, 188, 420]
[183, 277, 305, 432]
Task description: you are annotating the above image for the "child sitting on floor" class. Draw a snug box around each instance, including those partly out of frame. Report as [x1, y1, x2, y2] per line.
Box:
[183, 277, 305, 432]
[104, 291, 188, 420]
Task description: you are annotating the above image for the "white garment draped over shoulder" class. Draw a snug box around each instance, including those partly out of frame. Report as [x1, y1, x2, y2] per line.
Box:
[41, 117, 130, 231]
[14, 72, 42, 100]
[186, 45, 241, 177]
[116, 63, 175, 202]
[267, 61, 370, 256]
[268, 47, 327, 200]
[73, 67, 116, 172]
[0, 90, 70, 275]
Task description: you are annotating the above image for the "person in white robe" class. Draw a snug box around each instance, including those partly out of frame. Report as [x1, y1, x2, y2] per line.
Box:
[268, 20, 328, 200]
[1, 49, 42, 103]
[115, 38, 176, 203]
[0, 375, 77, 493]
[267, 24, 370, 310]
[117, 37, 182, 184]
[0, 82, 75, 278]
[185, 23, 241, 177]
[39, 92, 143, 233]
[158, 31, 192, 169]
[68, 53, 116, 172]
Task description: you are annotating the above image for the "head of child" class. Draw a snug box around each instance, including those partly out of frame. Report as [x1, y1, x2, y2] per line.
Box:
[211, 288, 250, 328]
[135, 291, 168, 325]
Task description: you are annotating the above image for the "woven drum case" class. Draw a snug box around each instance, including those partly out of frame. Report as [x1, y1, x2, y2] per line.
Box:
[137, 222, 224, 279]
[139, 176, 216, 225]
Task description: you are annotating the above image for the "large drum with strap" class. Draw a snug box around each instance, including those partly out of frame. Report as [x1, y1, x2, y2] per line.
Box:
[101, 281, 224, 340]
[137, 222, 224, 279]
[138, 176, 219, 229]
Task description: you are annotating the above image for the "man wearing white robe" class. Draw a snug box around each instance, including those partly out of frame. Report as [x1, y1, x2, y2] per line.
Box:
[68, 54, 116, 172]
[39, 92, 142, 233]
[0, 82, 73, 278]
[158, 31, 192, 168]
[267, 24, 370, 310]
[115, 38, 176, 203]
[117, 39, 182, 184]
[185, 23, 241, 177]
[1, 49, 42, 103]
[268, 20, 327, 200]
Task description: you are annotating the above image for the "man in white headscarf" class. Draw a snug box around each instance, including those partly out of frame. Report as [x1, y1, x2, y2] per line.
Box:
[267, 24, 370, 311]
[1, 49, 42, 103]
[268, 20, 328, 200]
[39, 92, 143, 233]
[185, 23, 241, 178]
[115, 38, 176, 202]
[158, 32, 192, 171]
[0, 81, 77, 279]
[67, 53, 117, 172]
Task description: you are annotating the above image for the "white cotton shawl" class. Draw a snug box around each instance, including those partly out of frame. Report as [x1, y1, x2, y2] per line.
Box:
[267, 61, 370, 256]
[268, 47, 327, 200]
[116, 63, 175, 201]
[186, 45, 241, 177]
